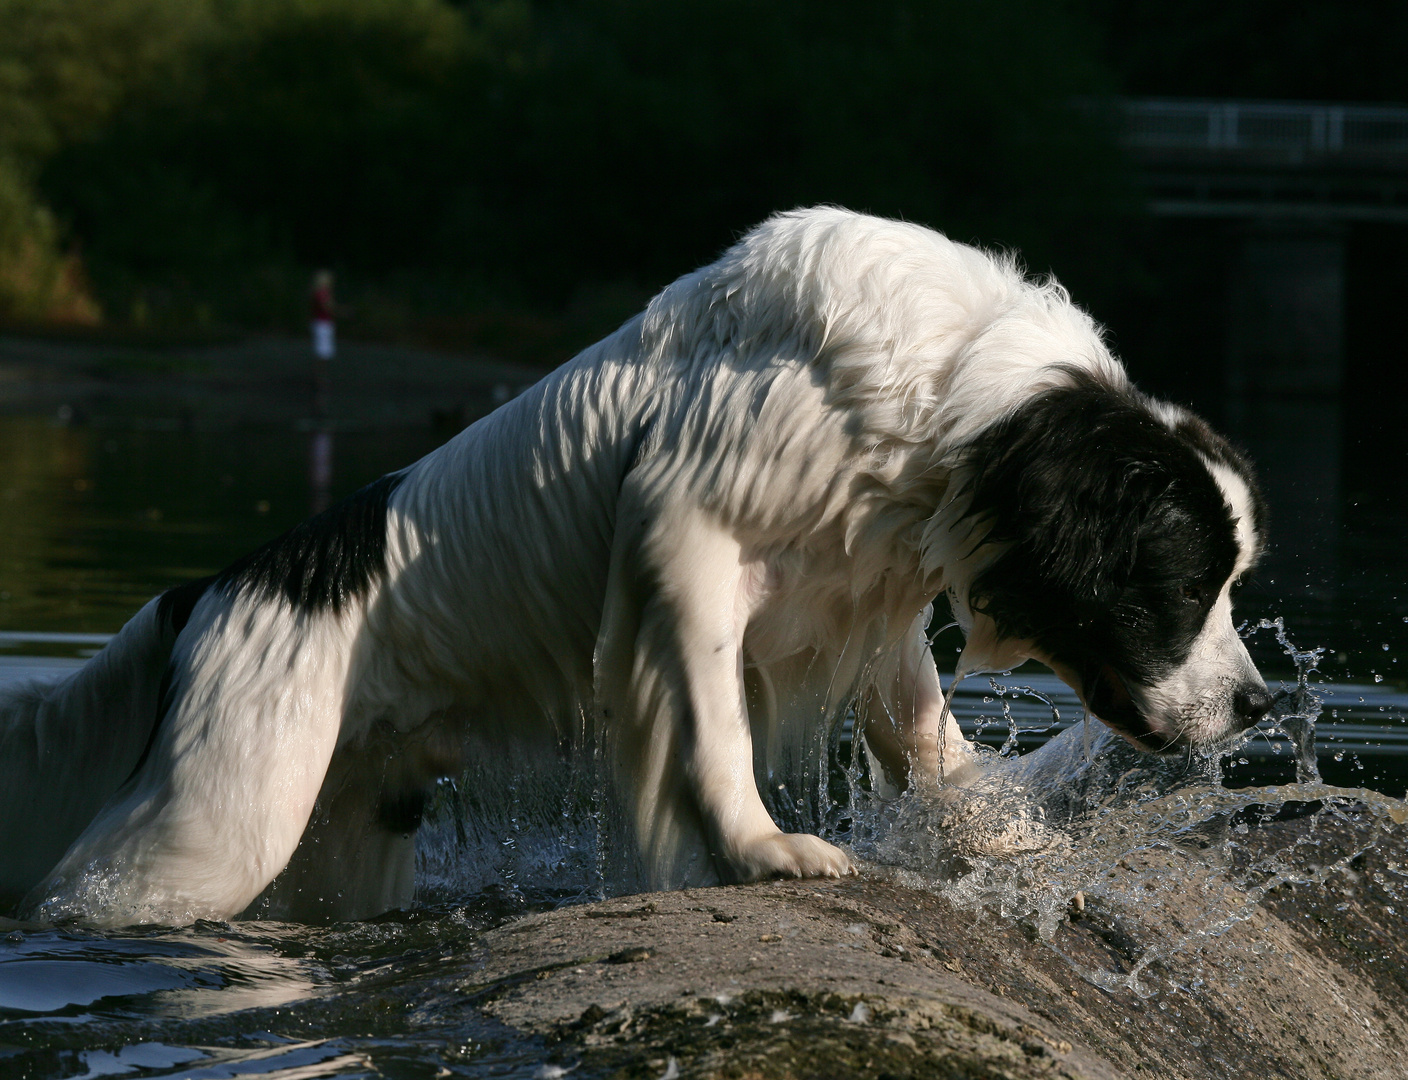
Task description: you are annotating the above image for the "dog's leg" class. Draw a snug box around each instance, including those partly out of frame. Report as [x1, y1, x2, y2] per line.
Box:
[0, 597, 174, 911]
[245, 741, 418, 922]
[862, 607, 974, 791]
[246, 714, 464, 921]
[23, 601, 350, 926]
[597, 498, 853, 886]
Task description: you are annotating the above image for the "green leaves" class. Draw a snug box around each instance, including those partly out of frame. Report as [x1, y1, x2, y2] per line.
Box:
[3, 0, 1128, 329]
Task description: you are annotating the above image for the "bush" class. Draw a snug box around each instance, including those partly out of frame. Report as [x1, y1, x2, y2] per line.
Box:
[14, 0, 1126, 335]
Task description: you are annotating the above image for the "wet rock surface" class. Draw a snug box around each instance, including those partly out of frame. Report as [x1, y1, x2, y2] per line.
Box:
[462, 816, 1408, 1079]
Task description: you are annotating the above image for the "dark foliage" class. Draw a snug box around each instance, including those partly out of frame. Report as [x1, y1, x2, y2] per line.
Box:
[1089, 0, 1408, 103]
[6, 1, 1404, 385]
[33, 0, 1124, 327]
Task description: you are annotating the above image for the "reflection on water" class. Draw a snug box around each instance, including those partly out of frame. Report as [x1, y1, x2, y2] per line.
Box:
[0, 911, 548, 1079]
[1, 410, 1402, 662]
[0, 418, 445, 634]
[0, 926, 316, 1017]
[307, 429, 335, 516]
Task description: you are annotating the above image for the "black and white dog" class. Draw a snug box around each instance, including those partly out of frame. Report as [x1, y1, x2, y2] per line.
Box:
[0, 208, 1271, 925]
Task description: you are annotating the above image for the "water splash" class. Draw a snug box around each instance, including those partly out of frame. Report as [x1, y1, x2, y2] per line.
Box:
[1245, 616, 1326, 784]
[411, 618, 1406, 1000]
[846, 620, 1408, 996]
[415, 725, 622, 912]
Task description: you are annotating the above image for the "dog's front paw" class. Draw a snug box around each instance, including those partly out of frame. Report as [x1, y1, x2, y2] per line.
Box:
[728, 831, 856, 882]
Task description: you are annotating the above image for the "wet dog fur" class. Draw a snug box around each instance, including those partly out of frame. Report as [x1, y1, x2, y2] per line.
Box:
[0, 208, 1271, 924]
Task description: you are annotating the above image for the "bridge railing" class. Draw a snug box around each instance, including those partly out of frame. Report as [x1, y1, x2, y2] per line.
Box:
[1121, 100, 1408, 156]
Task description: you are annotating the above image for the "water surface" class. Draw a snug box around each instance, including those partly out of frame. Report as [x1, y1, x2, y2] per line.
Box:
[1, 397, 1405, 1078]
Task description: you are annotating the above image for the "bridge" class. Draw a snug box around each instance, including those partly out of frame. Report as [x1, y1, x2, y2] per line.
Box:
[1113, 99, 1408, 590]
[1121, 98, 1408, 223]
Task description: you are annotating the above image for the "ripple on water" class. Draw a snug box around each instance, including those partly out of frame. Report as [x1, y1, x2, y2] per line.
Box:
[0, 913, 551, 1078]
[0, 927, 319, 1020]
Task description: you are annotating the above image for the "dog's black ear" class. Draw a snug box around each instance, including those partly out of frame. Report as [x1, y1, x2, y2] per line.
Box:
[1166, 410, 1269, 550]
[956, 377, 1204, 643]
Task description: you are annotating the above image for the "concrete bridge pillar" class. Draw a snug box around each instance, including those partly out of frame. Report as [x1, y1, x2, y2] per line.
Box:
[1225, 226, 1345, 596]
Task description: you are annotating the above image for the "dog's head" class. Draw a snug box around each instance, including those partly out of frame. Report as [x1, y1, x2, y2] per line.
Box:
[948, 374, 1271, 751]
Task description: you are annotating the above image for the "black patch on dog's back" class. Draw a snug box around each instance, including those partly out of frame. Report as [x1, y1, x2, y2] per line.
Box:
[217, 472, 405, 613]
[123, 474, 404, 786]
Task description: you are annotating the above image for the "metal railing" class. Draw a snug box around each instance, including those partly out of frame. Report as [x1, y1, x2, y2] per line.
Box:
[1122, 99, 1408, 155]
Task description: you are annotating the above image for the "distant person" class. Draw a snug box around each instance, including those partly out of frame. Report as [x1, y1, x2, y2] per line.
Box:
[310, 270, 336, 416]
[311, 270, 336, 358]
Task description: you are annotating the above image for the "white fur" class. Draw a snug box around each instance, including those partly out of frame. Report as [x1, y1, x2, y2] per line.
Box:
[1133, 588, 1262, 746]
[3, 208, 1206, 925]
[1132, 456, 1265, 746]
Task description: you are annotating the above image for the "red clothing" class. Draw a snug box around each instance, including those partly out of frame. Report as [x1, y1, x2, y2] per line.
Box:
[310, 285, 335, 322]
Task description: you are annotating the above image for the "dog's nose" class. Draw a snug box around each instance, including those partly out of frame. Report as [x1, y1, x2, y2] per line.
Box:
[1233, 685, 1274, 728]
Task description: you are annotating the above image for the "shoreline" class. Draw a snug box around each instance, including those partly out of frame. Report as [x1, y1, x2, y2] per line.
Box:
[0, 333, 552, 432]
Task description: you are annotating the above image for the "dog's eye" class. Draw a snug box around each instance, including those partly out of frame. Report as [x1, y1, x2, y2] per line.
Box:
[1180, 584, 1206, 605]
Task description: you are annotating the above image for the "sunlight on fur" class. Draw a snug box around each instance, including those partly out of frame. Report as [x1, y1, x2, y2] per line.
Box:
[1, 208, 1270, 925]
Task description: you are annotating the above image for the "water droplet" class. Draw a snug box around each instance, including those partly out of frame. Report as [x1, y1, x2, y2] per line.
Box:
[1383, 644, 1391, 651]
[1374, 674, 1384, 683]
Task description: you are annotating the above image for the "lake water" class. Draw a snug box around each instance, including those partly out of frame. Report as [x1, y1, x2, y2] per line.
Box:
[1, 408, 1403, 787]
[1, 395, 1406, 1077]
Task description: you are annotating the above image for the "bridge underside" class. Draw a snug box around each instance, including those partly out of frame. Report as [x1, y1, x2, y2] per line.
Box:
[1118, 100, 1408, 595]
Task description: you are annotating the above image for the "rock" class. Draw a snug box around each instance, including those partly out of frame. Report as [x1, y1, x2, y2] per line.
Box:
[459, 816, 1408, 1079]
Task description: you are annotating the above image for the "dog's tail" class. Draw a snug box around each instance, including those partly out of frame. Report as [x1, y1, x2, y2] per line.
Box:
[0, 579, 209, 912]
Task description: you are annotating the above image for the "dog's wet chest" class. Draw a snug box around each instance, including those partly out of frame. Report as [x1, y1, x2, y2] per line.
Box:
[740, 542, 915, 667]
